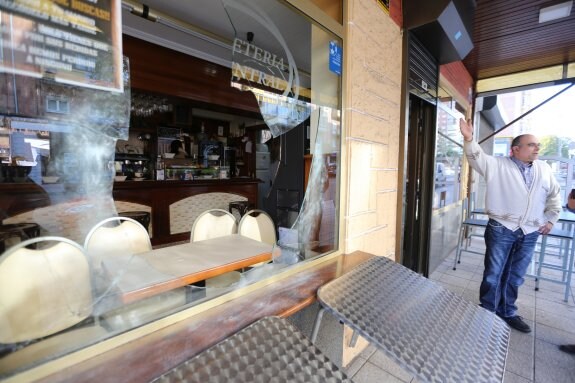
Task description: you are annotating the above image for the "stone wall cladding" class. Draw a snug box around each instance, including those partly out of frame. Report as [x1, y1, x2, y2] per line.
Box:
[345, 0, 402, 258]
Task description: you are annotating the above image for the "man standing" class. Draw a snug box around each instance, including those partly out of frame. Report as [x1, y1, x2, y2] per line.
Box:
[460, 119, 562, 333]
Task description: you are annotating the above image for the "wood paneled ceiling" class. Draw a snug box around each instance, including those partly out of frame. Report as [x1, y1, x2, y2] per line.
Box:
[463, 0, 575, 81]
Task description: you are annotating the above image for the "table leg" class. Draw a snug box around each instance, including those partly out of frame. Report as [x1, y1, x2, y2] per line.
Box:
[311, 306, 325, 343]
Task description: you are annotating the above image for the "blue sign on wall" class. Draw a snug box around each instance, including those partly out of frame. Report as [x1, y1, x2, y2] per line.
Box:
[329, 41, 342, 76]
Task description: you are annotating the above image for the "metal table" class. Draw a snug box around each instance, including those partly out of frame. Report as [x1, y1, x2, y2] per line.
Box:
[152, 316, 352, 383]
[559, 208, 575, 224]
[313, 256, 509, 383]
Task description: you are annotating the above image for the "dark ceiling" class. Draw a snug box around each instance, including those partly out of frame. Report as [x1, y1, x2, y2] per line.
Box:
[463, 0, 575, 81]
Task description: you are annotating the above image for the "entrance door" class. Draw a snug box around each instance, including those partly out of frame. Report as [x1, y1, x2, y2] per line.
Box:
[402, 95, 437, 275]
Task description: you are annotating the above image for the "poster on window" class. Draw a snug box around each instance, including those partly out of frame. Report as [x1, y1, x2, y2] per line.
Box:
[0, 0, 123, 92]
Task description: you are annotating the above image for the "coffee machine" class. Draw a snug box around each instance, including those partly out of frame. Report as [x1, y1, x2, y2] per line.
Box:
[199, 140, 223, 168]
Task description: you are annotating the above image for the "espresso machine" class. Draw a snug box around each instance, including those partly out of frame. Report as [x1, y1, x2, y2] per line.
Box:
[199, 140, 223, 168]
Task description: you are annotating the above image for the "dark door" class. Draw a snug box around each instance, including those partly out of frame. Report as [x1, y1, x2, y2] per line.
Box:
[402, 95, 437, 275]
[264, 123, 305, 230]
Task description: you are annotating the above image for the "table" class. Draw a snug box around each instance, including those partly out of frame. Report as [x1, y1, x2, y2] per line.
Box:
[313, 257, 510, 383]
[535, 208, 575, 301]
[152, 316, 351, 383]
[559, 208, 575, 224]
[102, 234, 273, 304]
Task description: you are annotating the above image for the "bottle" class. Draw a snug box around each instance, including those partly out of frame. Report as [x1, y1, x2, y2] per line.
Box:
[196, 123, 208, 143]
[155, 155, 165, 181]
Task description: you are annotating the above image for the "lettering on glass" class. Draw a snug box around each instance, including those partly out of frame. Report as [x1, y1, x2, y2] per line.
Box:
[224, 0, 311, 137]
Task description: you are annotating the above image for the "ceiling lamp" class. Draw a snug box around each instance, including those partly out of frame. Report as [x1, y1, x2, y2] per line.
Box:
[539, 1, 573, 23]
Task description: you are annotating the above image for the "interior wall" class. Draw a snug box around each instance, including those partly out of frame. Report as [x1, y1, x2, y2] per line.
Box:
[343, 0, 403, 258]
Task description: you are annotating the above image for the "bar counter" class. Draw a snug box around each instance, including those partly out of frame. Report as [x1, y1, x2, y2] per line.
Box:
[0, 178, 259, 247]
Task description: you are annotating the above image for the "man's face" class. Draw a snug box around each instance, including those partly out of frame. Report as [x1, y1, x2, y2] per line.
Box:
[512, 135, 540, 163]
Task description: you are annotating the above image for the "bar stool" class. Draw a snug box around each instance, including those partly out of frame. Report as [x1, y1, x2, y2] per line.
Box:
[453, 199, 488, 270]
[534, 227, 575, 302]
[228, 201, 254, 218]
[118, 211, 151, 232]
[0, 223, 41, 253]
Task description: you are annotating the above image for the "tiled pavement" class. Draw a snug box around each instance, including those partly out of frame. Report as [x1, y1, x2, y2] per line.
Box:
[344, 238, 575, 383]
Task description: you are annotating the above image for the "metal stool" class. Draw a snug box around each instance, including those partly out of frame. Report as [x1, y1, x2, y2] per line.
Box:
[0, 223, 41, 253]
[534, 227, 574, 302]
[118, 211, 151, 232]
[453, 199, 488, 270]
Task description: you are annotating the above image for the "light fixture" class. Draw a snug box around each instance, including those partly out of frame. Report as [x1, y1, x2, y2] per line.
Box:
[539, 1, 573, 23]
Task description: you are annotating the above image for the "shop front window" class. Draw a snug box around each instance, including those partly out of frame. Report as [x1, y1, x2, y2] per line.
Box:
[0, 0, 342, 377]
[433, 99, 464, 209]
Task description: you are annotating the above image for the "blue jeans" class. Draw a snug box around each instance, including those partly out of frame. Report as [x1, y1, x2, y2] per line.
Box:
[480, 219, 539, 318]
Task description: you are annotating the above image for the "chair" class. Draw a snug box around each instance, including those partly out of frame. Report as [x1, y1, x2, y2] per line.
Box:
[238, 209, 276, 269]
[534, 227, 575, 302]
[0, 236, 107, 374]
[190, 209, 239, 288]
[84, 217, 185, 331]
[453, 198, 488, 270]
[190, 209, 237, 242]
[238, 209, 277, 245]
[84, 216, 152, 271]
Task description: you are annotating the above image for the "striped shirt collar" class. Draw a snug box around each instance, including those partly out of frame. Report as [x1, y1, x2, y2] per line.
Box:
[510, 156, 534, 188]
[510, 156, 532, 169]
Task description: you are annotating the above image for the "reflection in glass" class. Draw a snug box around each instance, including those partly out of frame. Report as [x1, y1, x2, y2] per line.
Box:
[224, 0, 341, 261]
[433, 101, 464, 209]
[0, 0, 342, 376]
[223, 0, 312, 137]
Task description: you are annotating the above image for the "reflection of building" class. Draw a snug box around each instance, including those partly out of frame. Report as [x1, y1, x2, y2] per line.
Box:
[493, 137, 512, 156]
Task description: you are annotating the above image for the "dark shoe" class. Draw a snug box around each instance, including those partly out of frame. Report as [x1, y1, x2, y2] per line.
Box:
[559, 344, 575, 354]
[502, 316, 531, 333]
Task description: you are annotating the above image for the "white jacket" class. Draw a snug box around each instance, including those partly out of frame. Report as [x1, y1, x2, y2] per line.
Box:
[464, 140, 562, 234]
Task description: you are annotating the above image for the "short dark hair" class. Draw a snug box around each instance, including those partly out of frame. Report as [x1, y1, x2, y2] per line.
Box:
[511, 135, 528, 147]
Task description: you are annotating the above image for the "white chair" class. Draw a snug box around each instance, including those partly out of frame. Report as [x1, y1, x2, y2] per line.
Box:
[0, 237, 107, 374]
[238, 209, 277, 246]
[190, 209, 238, 242]
[84, 217, 185, 331]
[238, 209, 276, 268]
[190, 209, 240, 288]
[84, 216, 152, 271]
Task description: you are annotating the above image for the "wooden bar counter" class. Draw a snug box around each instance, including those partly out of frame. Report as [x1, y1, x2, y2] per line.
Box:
[0, 178, 259, 248]
[113, 178, 259, 246]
